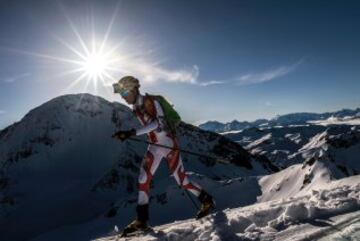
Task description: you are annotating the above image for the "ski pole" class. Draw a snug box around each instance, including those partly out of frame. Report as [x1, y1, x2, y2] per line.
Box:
[184, 189, 199, 210]
[128, 137, 230, 164]
[126, 136, 251, 180]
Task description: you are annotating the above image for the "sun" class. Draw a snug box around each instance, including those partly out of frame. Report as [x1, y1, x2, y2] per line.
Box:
[81, 51, 109, 81]
[37, 1, 126, 93]
[54, 35, 122, 94]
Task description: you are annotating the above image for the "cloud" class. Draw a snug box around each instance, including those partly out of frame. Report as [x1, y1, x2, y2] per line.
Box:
[235, 60, 303, 86]
[116, 59, 224, 87]
[0, 110, 6, 114]
[2, 73, 31, 83]
[133, 59, 302, 87]
[197, 80, 225, 86]
[135, 64, 200, 84]
[139, 64, 225, 86]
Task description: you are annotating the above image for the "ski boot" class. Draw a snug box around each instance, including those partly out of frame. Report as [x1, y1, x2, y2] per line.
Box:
[196, 190, 215, 219]
[121, 204, 152, 237]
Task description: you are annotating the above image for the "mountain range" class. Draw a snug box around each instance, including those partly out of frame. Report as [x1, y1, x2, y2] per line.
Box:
[199, 108, 360, 133]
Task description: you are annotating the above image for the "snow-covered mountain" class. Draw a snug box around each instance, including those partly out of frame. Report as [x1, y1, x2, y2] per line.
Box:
[1, 94, 359, 241]
[224, 124, 360, 177]
[0, 93, 274, 241]
[199, 108, 360, 133]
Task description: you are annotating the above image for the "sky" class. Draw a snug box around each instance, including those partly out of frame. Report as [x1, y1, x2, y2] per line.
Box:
[0, 0, 360, 129]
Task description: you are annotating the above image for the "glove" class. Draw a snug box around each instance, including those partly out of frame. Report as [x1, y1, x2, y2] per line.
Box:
[112, 129, 136, 141]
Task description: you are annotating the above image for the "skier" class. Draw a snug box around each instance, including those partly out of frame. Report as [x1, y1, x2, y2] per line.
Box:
[112, 76, 215, 235]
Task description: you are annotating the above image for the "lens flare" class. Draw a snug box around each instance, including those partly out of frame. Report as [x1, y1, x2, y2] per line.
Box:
[82, 51, 108, 81]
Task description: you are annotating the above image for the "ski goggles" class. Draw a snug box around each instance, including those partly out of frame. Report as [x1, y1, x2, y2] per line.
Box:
[112, 83, 130, 97]
[119, 89, 130, 97]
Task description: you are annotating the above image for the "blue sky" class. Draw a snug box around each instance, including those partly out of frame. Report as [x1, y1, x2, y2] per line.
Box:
[0, 0, 360, 129]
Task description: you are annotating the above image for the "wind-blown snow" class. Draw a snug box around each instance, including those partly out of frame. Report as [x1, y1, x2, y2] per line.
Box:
[94, 175, 360, 241]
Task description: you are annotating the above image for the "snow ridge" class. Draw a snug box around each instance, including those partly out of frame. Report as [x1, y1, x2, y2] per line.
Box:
[95, 176, 360, 241]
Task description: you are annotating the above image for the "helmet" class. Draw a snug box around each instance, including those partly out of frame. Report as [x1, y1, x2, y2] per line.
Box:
[113, 76, 140, 93]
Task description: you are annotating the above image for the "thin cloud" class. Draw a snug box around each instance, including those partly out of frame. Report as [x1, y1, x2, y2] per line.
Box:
[136, 64, 200, 84]
[2, 73, 31, 83]
[0, 110, 6, 114]
[196, 80, 225, 86]
[115, 60, 223, 87]
[235, 60, 303, 86]
[140, 64, 225, 86]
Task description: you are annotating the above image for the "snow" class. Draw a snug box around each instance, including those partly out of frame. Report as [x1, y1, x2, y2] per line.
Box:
[258, 161, 331, 202]
[219, 130, 243, 135]
[94, 175, 360, 241]
[298, 131, 328, 153]
[284, 133, 302, 144]
[308, 116, 360, 126]
[245, 133, 273, 150]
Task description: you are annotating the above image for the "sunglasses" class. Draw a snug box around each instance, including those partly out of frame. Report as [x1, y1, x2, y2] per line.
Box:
[113, 83, 130, 97]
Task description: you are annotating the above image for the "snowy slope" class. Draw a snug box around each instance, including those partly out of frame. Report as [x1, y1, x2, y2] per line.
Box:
[28, 146, 359, 241]
[0, 93, 272, 241]
[94, 175, 360, 241]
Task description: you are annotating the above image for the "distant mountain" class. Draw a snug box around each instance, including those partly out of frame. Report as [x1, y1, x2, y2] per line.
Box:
[198, 119, 268, 133]
[198, 108, 360, 133]
[0, 93, 274, 241]
[224, 124, 360, 176]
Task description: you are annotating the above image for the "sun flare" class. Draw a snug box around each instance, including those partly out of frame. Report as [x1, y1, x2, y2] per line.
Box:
[81, 51, 109, 81]
[2, 2, 133, 94]
[31, 1, 125, 93]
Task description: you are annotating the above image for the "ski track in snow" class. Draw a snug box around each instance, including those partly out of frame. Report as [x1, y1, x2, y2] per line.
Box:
[94, 177, 360, 241]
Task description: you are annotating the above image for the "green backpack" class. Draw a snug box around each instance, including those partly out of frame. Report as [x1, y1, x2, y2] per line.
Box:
[146, 94, 181, 135]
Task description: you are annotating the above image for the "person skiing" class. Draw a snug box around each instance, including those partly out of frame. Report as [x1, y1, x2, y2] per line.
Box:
[112, 76, 215, 235]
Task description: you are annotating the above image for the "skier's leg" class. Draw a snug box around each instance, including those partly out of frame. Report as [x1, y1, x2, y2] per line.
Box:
[123, 145, 164, 235]
[138, 145, 164, 205]
[166, 149, 215, 219]
[164, 136, 215, 219]
[166, 148, 202, 197]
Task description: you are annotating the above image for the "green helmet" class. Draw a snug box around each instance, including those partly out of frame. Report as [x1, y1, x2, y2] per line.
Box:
[113, 76, 140, 93]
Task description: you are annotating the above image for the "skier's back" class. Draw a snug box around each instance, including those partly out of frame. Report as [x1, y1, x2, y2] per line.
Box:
[112, 76, 215, 236]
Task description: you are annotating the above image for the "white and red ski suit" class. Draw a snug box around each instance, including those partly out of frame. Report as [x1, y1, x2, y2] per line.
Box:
[133, 94, 202, 205]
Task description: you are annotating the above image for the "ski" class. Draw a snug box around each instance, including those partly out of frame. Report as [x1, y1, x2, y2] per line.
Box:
[120, 226, 154, 238]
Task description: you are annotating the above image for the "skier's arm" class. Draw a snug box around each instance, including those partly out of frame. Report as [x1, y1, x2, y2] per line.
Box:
[135, 120, 159, 136]
[135, 99, 165, 136]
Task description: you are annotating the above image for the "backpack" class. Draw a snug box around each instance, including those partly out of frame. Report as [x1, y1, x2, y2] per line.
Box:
[146, 94, 181, 136]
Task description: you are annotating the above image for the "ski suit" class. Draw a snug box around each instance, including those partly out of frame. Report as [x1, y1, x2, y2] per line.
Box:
[133, 94, 202, 205]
